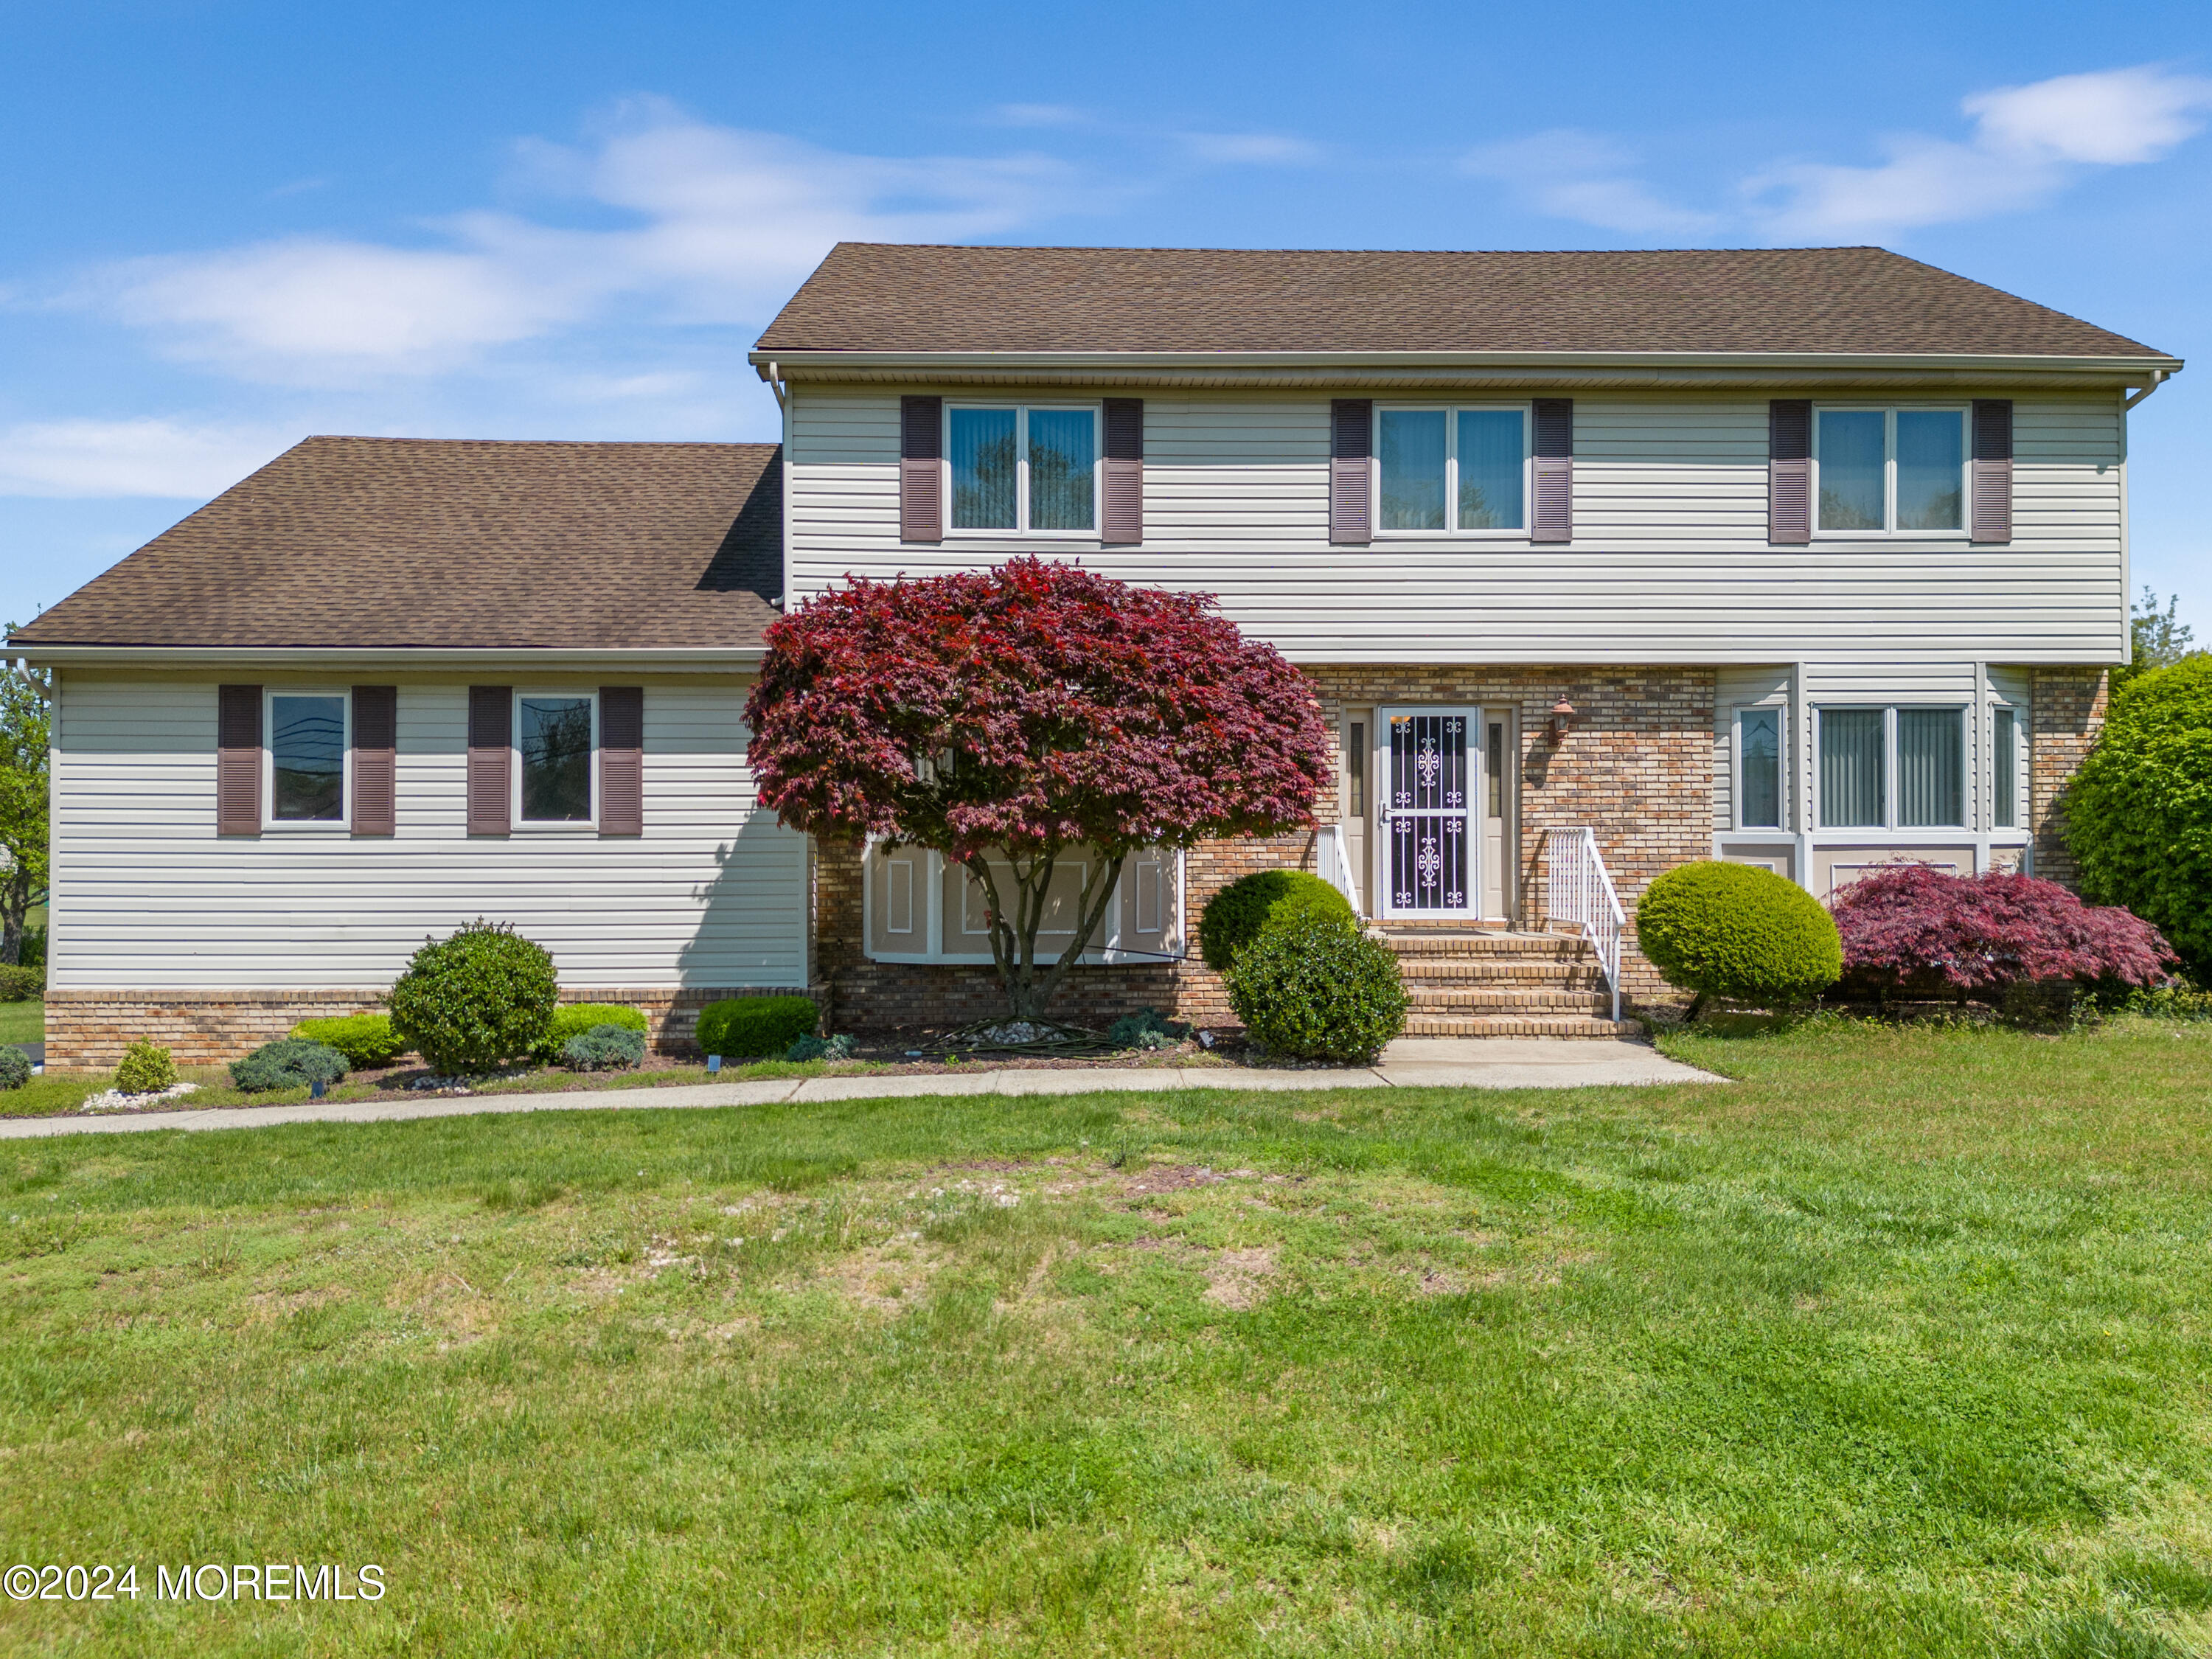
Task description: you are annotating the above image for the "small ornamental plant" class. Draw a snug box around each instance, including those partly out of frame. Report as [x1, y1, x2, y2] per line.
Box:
[1228, 911, 1408, 1063]
[1637, 860, 1843, 1018]
[387, 919, 558, 1076]
[291, 1012, 408, 1069]
[114, 1041, 177, 1095]
[1832, 863, 2176, 1002]
[560, 1025, 648, 1071]
[1197, 870, 1356, 974]
[232, 1038, 349, 1093]
[532, 1004, 649, 1064]
[0, 1046, 29, 1090]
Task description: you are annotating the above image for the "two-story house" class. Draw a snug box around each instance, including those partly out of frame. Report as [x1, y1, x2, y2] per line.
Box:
[10, 244, 2180, 1067]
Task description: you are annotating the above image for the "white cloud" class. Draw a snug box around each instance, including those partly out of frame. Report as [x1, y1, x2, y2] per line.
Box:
[987, 103, 1085, 128]
[0, 419, 291, 498]
[1179, 132, 1322, 166]
[1748, 64, 2212, 239]
[1460, 130, 1717, 235]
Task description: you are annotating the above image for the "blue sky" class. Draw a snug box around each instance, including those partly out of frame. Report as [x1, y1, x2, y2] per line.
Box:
[5, 0, 2208, 639]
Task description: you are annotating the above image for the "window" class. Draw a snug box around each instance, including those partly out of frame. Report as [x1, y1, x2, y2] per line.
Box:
[268, 692, 347, 824]
[1486, 722, 1505, 818]
[1815, 408, 1967, 534]
[1737, 708, 1782, 830]
[1377, 406, 1528, 533]
[947, 404, 1097, 533]
[1819, 709, 1885, 828]
[1346, 722, 1366, 817]
[1897, 709, 1964, 827]
[1993, 706, 2018, 830]
[1817, 706, 1968, 830]
[518, 693, 594, 824]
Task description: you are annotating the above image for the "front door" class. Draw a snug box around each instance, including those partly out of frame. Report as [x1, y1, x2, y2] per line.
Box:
[1380, 707, 1480, 919]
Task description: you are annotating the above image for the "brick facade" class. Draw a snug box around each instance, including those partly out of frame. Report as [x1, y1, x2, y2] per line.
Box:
[2029, 666, 2110, 887]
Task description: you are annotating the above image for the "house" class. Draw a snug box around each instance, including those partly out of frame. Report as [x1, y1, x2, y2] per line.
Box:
[10, 245, 2180, 1067]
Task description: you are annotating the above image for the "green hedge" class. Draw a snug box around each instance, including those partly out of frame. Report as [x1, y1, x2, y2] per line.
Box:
[0, 964, 43, 1003]
[1227, 911, 1408, 1062]
[532, 1004, 648, 1064]
[1197, 870, 1356, 973]
[1637, 860, 1842, 1009]
[695, 996, 818, 1060]
[291, 1012, 408, 1069]
[387, 920, 558, 1075]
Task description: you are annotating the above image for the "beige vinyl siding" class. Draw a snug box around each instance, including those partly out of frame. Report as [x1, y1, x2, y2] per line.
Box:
[1713, 667, 1792, 833]
[787, 388, 2128, 666]
[50, 675, 807, 991]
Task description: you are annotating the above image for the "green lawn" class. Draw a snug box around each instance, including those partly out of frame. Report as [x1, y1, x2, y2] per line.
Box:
[0, 997, 40, 1046]
[4, 1018, 2209, 1656]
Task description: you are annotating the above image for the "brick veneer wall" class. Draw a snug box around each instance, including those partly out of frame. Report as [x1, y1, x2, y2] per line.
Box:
[2029, 666, 2110, 887]
[44, 984, 813, 1072]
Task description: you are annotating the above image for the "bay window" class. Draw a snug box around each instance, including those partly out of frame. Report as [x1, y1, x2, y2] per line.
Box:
[1815, 407, 1967, 534]
[947, 404, 1098, 533]
[1377, 406, 1528, 533]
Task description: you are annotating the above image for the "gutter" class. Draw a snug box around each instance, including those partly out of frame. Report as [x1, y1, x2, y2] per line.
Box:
[2125, 369, 2174, 409]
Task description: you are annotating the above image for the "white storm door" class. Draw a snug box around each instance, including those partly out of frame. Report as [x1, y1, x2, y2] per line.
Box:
[1380, 708, 1479, 919]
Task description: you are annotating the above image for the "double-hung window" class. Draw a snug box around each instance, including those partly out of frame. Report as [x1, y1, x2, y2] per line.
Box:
[1818, 706, 1966, 829]
[1377, 406, 1528, 533]
[1814, 407, 1968, 535]
[517, 692, 596, 826]
[947, 404, 1098, 534]
[265, 690, 349, 828]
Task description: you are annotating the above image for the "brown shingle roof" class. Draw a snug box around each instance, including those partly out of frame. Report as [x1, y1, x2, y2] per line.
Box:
[755, 244, 2166, 359]
[12, 437, 782, 650]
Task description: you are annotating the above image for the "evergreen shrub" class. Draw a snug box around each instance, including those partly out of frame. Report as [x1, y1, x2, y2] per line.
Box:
[114, 1042, 177, 1095]
[532, 1004, 648, 1064]
[560, 1024, 648, 1071]
[1638, 861, 1843, 1011]
[695, 995, 818, 1060]
[0, 1047, 29, 1090]
[0, 964, 42, 1001]
[231, 1038, 349, 1093]
[1227, 911, 1408, 1062]
[387, 919, 558, 1075]
[291, 1012, 407, 1068]
[1197, 870, 1356, 973]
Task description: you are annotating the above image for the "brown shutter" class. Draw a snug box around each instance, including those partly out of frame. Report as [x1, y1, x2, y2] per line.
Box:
[1972, 399, 2013, 543]
[599, 686, 644, 836]
[900, 394, 943, 543]
[1329, 398, 1372, 546]
[1532, 398, 1574, 543]
[351, 685, 397, 836]
[467, 686, 511, 836]
[217, 684, 261, 836]
[1769, 399, 1812, 545]
[1102, 397, 1144, 544]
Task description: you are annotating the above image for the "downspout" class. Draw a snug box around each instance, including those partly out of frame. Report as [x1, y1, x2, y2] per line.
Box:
[2124, 369, 2171, 411]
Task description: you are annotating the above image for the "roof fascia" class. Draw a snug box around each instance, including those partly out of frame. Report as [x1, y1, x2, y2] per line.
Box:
[8, 644, 766, 670]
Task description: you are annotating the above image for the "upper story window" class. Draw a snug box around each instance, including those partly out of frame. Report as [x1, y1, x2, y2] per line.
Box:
[1377, 406, 1528, 533]
[1815, 407, 1967, 535]
[518, 692, 595, 825]
[267, 691, 347, 826]
[947, 404, 1097, 533]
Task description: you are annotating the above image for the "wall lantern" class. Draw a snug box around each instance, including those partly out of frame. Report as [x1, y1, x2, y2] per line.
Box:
[1551, 696, 1577, 738]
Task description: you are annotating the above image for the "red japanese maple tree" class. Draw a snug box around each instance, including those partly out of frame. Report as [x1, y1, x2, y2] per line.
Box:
[743, 558, 1332, 1020]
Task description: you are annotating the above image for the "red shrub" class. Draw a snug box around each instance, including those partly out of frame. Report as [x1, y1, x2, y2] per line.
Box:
[1831, 863, 2177, 995]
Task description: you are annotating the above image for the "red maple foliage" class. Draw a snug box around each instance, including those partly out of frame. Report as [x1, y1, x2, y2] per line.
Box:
[1830, 863, 2177, 997]
[743, 558, 1333, 1018]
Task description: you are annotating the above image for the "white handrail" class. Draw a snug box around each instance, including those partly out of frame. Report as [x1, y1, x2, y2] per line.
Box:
[1545, 826, 1625, 1023]
[1315, 824, 1364, 918]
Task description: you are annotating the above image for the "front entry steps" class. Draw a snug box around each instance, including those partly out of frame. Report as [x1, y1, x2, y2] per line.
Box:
[1377, 929, 1640, 1039]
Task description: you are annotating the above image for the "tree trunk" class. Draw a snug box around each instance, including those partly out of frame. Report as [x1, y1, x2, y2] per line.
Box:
[966, 845, 1128, 1023]
[0, 866, 27, 967]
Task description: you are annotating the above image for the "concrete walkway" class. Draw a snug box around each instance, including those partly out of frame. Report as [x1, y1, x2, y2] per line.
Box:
[0, 1038, 1720, 1141]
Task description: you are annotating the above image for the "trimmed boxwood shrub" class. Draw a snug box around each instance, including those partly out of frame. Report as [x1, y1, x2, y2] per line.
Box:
[0, 964, 43, 1002]
[695, 995, 818, 1060]
[1197, 870, 1356, 973]
[532, 1004, 649, 1064]
[1638, 861, 1842, 1013]
[291, 1012, 407, 1069]
[2067, 654, 2212, 977]
[114, 1041, 177, 1095]
[387, 919, 558, 1076]
[560, 1024, 647, 1071]
[231, 1037, 350, 1093]
[1227, 911, 1408, 1062]
[0, 1046, 29, 1090]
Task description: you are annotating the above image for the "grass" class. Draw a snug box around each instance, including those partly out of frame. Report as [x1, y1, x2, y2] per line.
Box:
[3, 1016, 2209, 1655]
[0, 997, 40, 1046]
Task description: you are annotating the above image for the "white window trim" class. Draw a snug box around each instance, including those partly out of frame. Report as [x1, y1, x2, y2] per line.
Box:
[1732, 703, 1788, 833]
[861, 843, 1183, 965]
[1812, 404, 1971, 540]
[1371, 403, 1531, 538]
[261, 687, 352, 832]
[512, 689, 599, 832]
[942, 401, 1102, 539]
[1815, 703, 1973, 833]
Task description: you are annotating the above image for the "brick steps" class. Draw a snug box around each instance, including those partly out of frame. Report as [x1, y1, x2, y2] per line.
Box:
[1402, 1013, 1644, 1039]
[1377, 927, 1634, 1040]
[1406, 987, 1613, 1012]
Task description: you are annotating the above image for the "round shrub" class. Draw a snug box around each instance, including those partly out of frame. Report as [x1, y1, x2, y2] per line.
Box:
[2067, 654, 2212, 977]
[785, 1032, 857, 1062]
[695, 995, 818, 1060]
[0, 1046, 29, 1090]
[0, 964, 43, 1003]
[560, 1024, 647, 1071]
[532, 1004, 648, 1065]
[387, 919, 558, 1076]
[1638, 861, 1842, 1011]
[1197, 870, 1357, 973]
[291, 1012, 407, 1069]
[114, 1041, 177, 1095]
[231, 1038, 349, 1093]
[1227, 911, 1408, 1063]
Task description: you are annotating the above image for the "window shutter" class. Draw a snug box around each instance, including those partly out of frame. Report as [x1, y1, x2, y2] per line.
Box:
[1102, 397, 1144, 544]
[217, 684, 262, 836]
[1769, 399, 1812, 545]
[352, 685, 397, 836]
[467, 686, 511, 836]
[1329, 398, 1372, 546]
[900, 394, 943, 543]
[1972, 399, 2013, 543]
[1532, 399, 1573, 543]
[599, 686, 644, 836]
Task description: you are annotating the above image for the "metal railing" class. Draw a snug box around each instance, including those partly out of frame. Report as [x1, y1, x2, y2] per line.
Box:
[1315, 824, 1365, 918]
[1545, 826, 1624, 1022]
